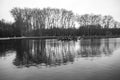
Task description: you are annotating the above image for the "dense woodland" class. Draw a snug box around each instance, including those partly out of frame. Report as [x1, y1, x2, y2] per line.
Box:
[0, 7, 120, 37]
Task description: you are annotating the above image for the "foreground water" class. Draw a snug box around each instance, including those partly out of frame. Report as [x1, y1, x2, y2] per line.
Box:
[0, 38, 120, 80]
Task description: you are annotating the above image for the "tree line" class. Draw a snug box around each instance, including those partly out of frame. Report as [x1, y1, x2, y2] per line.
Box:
[0, 7, 120, 37]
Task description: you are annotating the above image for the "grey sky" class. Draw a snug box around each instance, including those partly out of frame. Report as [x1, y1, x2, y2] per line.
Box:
[0, 0, 120, 22]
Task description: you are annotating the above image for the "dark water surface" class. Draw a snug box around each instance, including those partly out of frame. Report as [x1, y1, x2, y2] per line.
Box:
[0, 38, 120, 80]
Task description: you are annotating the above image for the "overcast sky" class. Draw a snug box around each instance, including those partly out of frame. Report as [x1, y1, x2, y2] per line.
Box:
[0, 0, 120, 22]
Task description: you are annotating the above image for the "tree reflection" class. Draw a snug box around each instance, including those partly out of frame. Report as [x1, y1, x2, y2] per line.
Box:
[0, 38, 118, 68]
[80, 39, 114, 58]
[13, 39, 76, 68]
[80, 39, 101, 57]
[13, 40, 47, 68]
[12, 39, 117, 68]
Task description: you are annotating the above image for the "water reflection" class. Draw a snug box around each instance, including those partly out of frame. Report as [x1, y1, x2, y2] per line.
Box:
[0, 38, 119, 68]
[0, 40, 17, 57]
[80, 39, 112, 58]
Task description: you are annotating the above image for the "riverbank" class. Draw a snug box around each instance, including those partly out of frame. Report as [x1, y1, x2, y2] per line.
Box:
[0, 36, 58, 40]
[0, 35, 120, 40]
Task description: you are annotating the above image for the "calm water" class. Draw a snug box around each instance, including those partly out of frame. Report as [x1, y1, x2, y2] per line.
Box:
[0, 38, 120, 80]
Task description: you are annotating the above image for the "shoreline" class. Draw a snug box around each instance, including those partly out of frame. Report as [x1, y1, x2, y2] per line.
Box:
[0, 35, 120, 40]
[0, 36, 58, 40]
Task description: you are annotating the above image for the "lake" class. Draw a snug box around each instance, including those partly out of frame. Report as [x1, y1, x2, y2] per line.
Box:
[0, 38, 120, 80]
